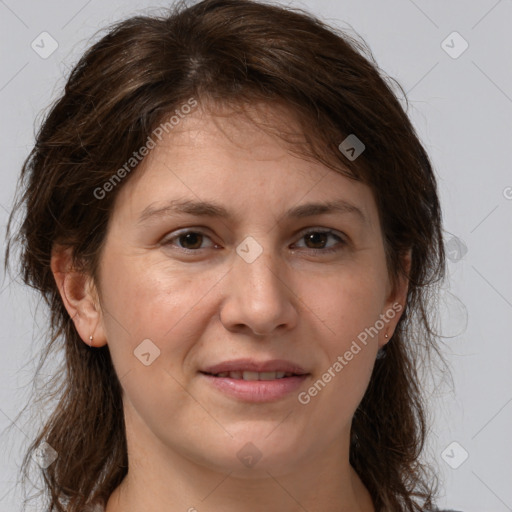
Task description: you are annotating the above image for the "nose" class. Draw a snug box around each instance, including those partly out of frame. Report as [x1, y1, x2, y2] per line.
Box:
[219, 240, 299, 337]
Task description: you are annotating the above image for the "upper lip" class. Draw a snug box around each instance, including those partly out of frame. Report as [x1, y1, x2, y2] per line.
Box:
[201, 359, 309, 375]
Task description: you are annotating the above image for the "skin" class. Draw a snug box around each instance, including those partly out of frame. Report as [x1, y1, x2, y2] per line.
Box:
[52, 102, 409, 512]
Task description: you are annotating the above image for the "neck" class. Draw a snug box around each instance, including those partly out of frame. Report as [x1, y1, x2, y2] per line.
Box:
[105, 415, 375, 512]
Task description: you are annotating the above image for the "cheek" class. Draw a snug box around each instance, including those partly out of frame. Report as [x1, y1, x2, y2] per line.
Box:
[305, 265, 387, 347]
[97, 253, 169, 364]
[98, 251, 223, 367]
[97, 254, 208, 424]
[298, 266, 385, 406]
[101, 247, 181, 328]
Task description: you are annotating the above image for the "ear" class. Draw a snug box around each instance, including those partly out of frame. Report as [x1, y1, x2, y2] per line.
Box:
[50, 245, 107, 347]
[379, 249, 411, 349]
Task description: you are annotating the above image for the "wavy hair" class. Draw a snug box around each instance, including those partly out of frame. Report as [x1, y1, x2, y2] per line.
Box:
[4, 0, 449, 510]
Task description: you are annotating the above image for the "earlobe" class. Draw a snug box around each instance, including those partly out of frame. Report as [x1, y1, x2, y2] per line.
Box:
[51, 246, 107, 347]
[394, 248, 412, 305]
[380, 249, 412, 348]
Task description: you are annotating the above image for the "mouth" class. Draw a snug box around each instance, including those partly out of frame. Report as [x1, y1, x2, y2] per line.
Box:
[200, 370, 306, 380]
[200, 358, 309, 377]
[199, 370, 311, 404]
[198, 359, 310, 402]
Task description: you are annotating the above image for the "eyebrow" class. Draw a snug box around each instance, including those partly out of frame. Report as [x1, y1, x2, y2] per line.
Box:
[137, 198, 368, 225]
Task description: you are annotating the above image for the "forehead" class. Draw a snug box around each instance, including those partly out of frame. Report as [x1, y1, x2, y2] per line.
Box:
[110, 102, 379, 229]
[151, 101, 314, 166]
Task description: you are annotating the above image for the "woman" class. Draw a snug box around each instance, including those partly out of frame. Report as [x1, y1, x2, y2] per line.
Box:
[5, 0, 462, 511]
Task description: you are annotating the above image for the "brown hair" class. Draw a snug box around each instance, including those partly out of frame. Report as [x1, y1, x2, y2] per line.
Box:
[5, 0, 449, 510]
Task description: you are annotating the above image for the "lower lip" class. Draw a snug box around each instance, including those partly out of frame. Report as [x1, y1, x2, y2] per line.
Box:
[199, 373, 309, 403]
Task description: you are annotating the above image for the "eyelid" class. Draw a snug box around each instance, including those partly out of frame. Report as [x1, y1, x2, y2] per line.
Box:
[295, 226, 346, 240]
[161, 226, 348, 253]
[291, 228, 347, 252]
[160, 227, 217, 251]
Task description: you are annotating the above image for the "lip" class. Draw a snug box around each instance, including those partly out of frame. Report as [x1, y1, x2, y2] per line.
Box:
[201, 358, 308, 375]
[199, 373, 309, 403]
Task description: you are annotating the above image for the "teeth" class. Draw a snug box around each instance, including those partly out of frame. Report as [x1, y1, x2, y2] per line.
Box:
[258, 371, 276, 381]
[243, 371, 261, 380]
[213, 371, 296, 380]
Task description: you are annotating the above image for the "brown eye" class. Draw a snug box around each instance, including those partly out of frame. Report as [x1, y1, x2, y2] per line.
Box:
[294, 229, 345, 253]
[177, 232, 204, 250]
[304, 232, 329, 249]
[162, 230, 216, 252]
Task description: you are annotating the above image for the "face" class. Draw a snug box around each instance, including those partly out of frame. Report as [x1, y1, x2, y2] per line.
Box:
[87, 103, 405, 478]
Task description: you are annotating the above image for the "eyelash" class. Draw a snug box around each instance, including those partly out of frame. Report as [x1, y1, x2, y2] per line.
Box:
[161, 228, 346, 255]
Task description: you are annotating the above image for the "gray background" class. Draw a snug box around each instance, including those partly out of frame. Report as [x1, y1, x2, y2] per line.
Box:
[1, 1, 511, 511]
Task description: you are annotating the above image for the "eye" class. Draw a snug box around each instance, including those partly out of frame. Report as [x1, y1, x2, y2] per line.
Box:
[161, 228, 346, 254]
[161, 230, 217, 252]
[292, 229, 346, 253]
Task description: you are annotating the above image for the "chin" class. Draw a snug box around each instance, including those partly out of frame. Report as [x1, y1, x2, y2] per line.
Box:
[222, 431, 305, 477]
